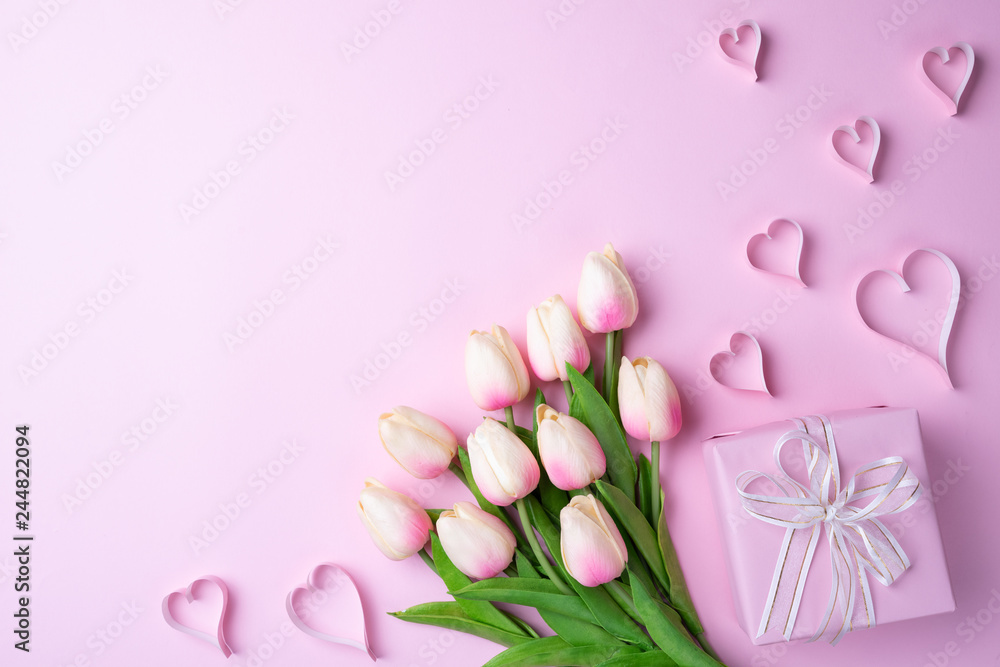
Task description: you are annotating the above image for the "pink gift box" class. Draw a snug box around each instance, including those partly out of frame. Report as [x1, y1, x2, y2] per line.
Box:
[703, 407, 955, 645]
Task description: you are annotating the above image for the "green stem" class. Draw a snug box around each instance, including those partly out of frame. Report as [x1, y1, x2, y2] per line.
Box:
[448, 460, 471, 491]
[563, 380, 574, 406]
[651, 440, 661, 524]
[696, 632, 722, 663]
[603, 580, 644, 625]
[603, 331, 615, 401]
[610, 329, 623, 420]
[515, 498, 573, 595]
[504, 405, 515, 431]
[418, 547, 437, 574]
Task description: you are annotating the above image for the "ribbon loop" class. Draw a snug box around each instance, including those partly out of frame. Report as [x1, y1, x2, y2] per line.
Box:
[735, 415, 922, 644]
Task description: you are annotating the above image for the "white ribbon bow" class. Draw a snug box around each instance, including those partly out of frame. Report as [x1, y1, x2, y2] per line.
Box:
[736, 415, 922, 644]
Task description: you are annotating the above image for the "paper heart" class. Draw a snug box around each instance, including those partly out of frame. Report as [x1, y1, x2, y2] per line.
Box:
[854, 248, 960, 387]
[746, 218, 805, 285]
[162, 575, 233, 657]
[710, 331, 771, 395]
[719, 19, 762, 80]
[921, 41, 975, 115]
[286, 562, 375, 661]
[832, 115, 881, 183]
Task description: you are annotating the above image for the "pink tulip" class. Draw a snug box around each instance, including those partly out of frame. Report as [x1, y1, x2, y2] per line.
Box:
[436, 501, 517, 579]
[466, 418, 540, 506]
[535, 404, 606, 490]
[356, 478, 432, 560]
[465, 325, 531, 411]
[618, 356, 682, 442]
[378, 406, 458, 479]
[526, 295, 591, 382]
[560, 494, 628, 587]
[576, 243, 639, 334]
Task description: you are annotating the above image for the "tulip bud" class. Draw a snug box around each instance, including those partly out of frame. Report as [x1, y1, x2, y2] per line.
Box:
[466, 418, 540, 506]
[535, 404, 606, 490]
[436, 501, 517, 579]
[526, 295, 591, 382]
[577, 243, 639, 334]
[465, 325, 531, 411]
[378, 406, 458, 479]
[356, 478, 432, 560]
[618, 356, 682, 442]
[560, 494, 628, 586]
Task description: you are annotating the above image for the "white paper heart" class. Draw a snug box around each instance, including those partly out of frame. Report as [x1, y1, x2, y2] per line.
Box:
[746, 218, 805, 285]
[162, 575, 233, 657]
[832, 115, 881, 183]
[921, 41, 974, 115]
[854, 248, 961, 387]
[719, 19, 762, 80]
[286, 562, 376, 661]
[710, 331, 771, 395]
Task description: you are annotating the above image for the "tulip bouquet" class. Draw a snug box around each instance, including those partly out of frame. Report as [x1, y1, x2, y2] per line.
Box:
[358, 244, 724, 667]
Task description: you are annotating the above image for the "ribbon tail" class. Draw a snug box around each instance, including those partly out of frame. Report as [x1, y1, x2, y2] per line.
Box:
[757, 523, 821, 641]
[810, 525, 855, 644]
[809, 526, 838, 642]
[832, 544, 875, 645]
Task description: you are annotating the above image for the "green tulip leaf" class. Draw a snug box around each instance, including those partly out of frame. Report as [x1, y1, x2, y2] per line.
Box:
[603, 329, 623, 421]
[622, 540, 657, 601]
[637, 454, 654, 526]
[514, 550, 536, 578]
[483, 636, 642, 667]
[429, 532, 527, 636]
[595, 481, 670, 594]
[450, 578, 597, 625]
[516, 553, 621, 647]
[596, 650, 680, 667]
[524, 496, 571, 580]
[514, 425, 537, 454]
[505, 612, 541, 640]
[566, 575, 654, 649]
[658, 501, 704, 635]
[388, 601, 532, 648]
[629, 569, 722, 667]
[566, 365, 637, 499]
[533, 389, 546, 430]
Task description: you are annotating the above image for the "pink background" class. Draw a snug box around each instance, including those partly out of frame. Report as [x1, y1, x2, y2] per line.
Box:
[3, 1, 999, 665]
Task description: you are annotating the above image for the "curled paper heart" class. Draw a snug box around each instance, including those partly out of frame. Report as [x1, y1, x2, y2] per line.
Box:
[710, 331, 771, 396]
[719, 19, 762, 80]
[162, 575, 233, 657]
[854, 248, 960, 387]
[286, 562, 376, 661]
[921, 41, 975, 115]
[832, 115, 881, 183]
[746, 218, 805, 285]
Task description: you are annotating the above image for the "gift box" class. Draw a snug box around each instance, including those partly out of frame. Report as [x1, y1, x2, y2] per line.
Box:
[703, 407, 955, 645]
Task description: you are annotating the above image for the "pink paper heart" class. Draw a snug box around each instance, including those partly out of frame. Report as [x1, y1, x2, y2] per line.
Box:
[718, 19, 762, 80]
[710, 331, 771, 395]
[854, 248, 960, 387]
[162, 575, 233, 657]
[831, 115, 881, 183]
[286, 562, 375, 661]
[921, 41, 974, 115]
[746, 218, 805, 285]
